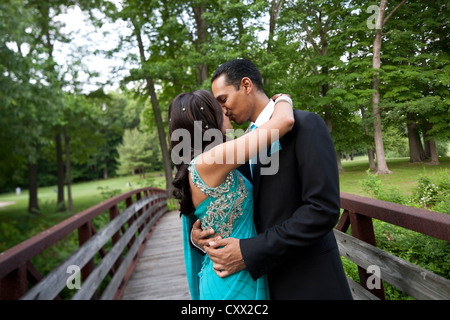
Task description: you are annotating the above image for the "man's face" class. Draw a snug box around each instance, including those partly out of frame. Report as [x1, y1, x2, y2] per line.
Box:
[221, 107, 233, 133]
[212, 74, 252, 125]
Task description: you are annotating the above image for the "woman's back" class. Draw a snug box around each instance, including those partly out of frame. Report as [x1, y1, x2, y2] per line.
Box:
[182, 156, 269, 300]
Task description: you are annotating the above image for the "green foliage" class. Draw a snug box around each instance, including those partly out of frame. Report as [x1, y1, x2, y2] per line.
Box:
[409, 172, 450, 213]
[116, 128, 161, 176]
[360, 169, 408, 205]
[373, 220, 450, 280]
[360, 169, 449, 213]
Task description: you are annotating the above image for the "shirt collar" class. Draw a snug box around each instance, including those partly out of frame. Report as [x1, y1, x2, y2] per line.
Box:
[249, 99, 275, 128]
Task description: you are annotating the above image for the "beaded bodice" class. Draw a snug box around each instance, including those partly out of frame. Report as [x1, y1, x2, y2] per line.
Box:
[188, 157, 253, 238]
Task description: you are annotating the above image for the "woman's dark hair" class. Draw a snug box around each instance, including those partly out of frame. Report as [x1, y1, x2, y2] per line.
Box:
[168, 90, 226, 216]
[211, 59, 264, 92]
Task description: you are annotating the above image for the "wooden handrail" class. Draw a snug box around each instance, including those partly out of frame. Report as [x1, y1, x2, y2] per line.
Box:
[0, 187, 168, 300]
[1, 191, 448, 300]
[339, 192, 450, 241]
[336, 192, 450, 300]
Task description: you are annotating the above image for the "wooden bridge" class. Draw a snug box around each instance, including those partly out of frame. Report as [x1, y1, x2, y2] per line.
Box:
[0, 187, 449, 300]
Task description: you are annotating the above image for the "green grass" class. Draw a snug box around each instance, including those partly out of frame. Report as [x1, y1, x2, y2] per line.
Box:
[339, 156, 450, 197]
[0, 172, 166, 251]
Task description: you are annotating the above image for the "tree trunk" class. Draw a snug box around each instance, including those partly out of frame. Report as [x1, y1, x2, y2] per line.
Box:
[63, 127, 73, 214]
[360, 105, 376, 171]
[132, 18, 174, 195]
[336, 150, 344, 172]
[193, 2, 208, 84]
[103, 159, 108, 179]
[55, 132, 66, 212]
[264, 0, 283, 85]
[146, 76, 174, 194]
[422, 131, 431, 159]
[27, 161, 39, 214]
[428, 137, 440, 165]
[371, 0, 391, 174]
[406, 113, 426, 163]
[423, 122, 440, 165]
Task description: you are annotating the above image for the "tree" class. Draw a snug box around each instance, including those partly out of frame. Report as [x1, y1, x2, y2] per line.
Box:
[379, 0, 449, 165]
[116, 128, 153, 177]
[369, 0, 406, 174]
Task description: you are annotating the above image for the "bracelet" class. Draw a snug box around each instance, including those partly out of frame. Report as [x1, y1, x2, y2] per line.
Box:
[274, 95, 293, 107]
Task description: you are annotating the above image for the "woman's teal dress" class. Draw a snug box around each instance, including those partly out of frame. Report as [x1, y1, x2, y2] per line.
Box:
[182, 156, 269, 300]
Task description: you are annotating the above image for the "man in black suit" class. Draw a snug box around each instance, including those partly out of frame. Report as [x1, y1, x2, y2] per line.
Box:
[193, 59, 352, 300]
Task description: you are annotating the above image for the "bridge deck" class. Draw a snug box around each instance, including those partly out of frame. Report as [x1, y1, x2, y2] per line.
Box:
[121, 210, 191, 300]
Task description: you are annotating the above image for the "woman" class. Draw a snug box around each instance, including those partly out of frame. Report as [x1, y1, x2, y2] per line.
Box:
[169, 90, 294, 300]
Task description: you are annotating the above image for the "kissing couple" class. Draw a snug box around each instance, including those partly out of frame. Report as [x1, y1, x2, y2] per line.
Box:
[168, 59, 352, 300]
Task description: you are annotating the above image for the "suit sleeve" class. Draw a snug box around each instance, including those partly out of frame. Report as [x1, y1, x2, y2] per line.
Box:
[240, 112, 341, 280]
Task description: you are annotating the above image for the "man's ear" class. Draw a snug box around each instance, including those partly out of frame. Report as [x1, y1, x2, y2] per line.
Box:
[240, 77, 253, 94]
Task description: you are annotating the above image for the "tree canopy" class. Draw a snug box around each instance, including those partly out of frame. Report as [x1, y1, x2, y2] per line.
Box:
[1, 0, 448, 212]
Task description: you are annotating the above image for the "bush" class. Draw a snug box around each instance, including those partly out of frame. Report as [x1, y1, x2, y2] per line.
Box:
[409, 171, 450, 213]
[359, 169, 449, 214]
[359, 170, 408, 205]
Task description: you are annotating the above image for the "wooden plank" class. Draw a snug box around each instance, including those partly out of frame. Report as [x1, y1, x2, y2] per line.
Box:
[334, 229, 450, 300]
[120, 210, 190, 300]
[346, 277, 380, 300]
[21, 195, 160, 300]
[100, 206, 168, 300]
[72, 202, 166, 300]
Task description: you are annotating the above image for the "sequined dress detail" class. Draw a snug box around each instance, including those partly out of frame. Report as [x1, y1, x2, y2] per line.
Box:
[181, 156, 269, 300]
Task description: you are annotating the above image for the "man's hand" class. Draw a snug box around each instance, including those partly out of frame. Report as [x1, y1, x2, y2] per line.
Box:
[191, 219, 217, 252]
[205, 237, 246, 278]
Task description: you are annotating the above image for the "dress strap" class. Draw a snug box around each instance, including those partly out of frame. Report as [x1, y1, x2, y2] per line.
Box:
[188, 156, 234, 198]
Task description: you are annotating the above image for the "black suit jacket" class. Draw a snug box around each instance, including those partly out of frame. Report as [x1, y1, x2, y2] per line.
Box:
[239, 110, 352, 300]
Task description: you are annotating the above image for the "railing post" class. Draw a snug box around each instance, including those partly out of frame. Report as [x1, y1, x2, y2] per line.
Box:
[109, 205, 120, 245]
[349, 211, 386, 300]
[125, 196, 135, 248]
[78, 221, 97, 299]
[136, 192, 145, 233]
[336, 210, 350, 232]
[109, 204, 122, 272]
[0, 264, 27, 299]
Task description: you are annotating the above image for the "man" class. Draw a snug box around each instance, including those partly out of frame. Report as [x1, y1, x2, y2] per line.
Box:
[193, 59, 352, 300]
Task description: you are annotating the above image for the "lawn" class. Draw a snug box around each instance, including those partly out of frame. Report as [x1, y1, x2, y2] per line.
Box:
[338, 156, 450, 197]
[0, 172, 167, 251]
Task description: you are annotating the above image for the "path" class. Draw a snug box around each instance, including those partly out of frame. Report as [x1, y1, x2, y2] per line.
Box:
[121, 210, 191, 300]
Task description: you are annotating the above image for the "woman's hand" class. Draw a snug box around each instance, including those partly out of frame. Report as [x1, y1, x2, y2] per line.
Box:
[270, 93, 295, 135]
[271, 93, 291, 101]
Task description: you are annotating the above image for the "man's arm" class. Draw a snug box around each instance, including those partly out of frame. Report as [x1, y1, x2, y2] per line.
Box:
[207, 112, 340, 279]
[240, 112, 340, 280]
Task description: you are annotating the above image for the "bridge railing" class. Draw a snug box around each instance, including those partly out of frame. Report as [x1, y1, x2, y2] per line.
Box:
[0, 187, 168, 300]
[1, 190, 449, 300]
[335, 192, 450, 300]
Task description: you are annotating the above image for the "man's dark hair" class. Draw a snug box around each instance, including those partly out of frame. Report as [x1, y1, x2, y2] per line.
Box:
[211, 59, 264, 92]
